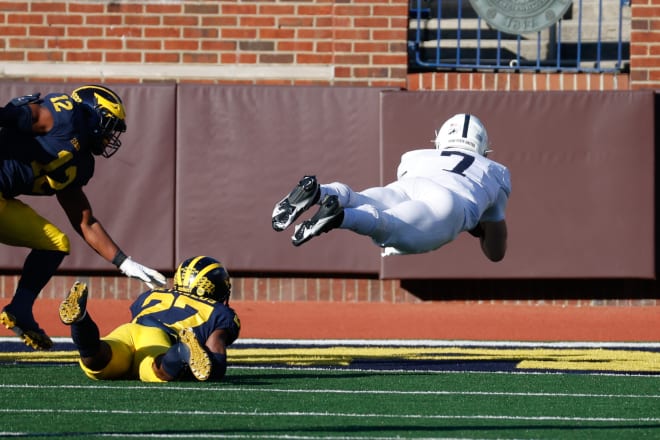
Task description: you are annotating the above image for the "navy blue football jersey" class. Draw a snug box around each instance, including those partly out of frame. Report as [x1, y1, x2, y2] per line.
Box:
[130, 289, 241, 347]
[0, 92, 95, 197]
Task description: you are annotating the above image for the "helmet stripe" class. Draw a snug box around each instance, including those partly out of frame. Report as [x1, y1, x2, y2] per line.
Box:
[174, 262, 186, 288]
[183, 256, 222, 292]
[175, 256, 200, 291]
[185, 256, 206, 287]
[196, 262, 222, 281]
[462, 114, 471, 138]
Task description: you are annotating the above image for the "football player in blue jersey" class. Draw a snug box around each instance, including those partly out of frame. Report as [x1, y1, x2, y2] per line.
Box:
[59, 256, 241, 382]
[0, 85, 166, 351]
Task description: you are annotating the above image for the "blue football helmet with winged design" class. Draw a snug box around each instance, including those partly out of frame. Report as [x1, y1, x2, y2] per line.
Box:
[71, 85, 127, 158]
[174, 256, 232, 304]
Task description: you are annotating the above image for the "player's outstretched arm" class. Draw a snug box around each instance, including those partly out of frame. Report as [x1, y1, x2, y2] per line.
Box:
[56, 186, 120, 261]
[56, 187, 166, 288]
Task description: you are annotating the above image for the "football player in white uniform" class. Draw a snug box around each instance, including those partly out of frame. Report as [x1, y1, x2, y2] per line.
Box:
[272, 113, 511, 261]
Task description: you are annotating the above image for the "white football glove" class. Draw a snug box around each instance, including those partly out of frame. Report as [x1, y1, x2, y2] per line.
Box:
[119, 257, 167, 289]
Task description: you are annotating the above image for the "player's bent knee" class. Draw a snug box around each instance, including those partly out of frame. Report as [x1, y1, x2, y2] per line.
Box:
[79, 339, 132, 380]
[43, 224, 70, 253]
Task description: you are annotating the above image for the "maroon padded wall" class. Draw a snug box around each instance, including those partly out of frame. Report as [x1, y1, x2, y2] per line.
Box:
[0, 83, 176, 272]
[175, 85, 388, 273]
[0, 84, 655, 279]
[379, 90, 655, 279]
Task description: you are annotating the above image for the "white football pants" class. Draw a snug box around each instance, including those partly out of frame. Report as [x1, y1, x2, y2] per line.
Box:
[321, 178, 465, 255]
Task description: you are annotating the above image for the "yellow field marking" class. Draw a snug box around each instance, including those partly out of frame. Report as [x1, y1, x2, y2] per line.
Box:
[1, 346, 658, 373]
[0, 351, 79, 363]
[229, 346, 660, 372]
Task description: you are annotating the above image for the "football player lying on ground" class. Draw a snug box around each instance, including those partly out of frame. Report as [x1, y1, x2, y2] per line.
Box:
[272, 113, 511, 262]
[59, 256, 241, 382]
[0, 85, 166, 351]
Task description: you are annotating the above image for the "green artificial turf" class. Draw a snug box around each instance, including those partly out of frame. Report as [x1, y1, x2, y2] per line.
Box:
[1, 363, 658, 439]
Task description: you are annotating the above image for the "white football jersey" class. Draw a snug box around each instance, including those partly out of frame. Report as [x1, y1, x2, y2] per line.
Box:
[396, 148, 511, 227]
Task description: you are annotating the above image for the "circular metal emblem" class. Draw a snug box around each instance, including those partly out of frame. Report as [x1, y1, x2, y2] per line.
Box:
[469, 0, 572, 34]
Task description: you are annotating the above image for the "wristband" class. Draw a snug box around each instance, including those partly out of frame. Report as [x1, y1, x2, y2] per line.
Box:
[112, 250, 128, 267]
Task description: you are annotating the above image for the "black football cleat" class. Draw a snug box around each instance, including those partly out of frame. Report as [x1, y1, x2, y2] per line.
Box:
[0, 307, 53, 350]
[292, 194, 344, 246]
[272, 175, 320, 231]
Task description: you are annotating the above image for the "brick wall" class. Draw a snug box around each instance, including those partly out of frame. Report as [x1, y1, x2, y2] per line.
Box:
[0, 0, 409, 87]
[406, 71, 631, 91]
[630, 0, 660, 88]
[1, 0, 654, 90]
[0, 273, 420, 303]
[0, 1, 657, 304]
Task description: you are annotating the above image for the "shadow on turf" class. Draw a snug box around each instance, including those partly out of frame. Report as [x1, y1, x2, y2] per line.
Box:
[23, 423, 659, 438]
[222, 360, 523, 385]
[220, 359, 524, 385]
[206, 423, 660, 436]
[222, 370, 387, 385]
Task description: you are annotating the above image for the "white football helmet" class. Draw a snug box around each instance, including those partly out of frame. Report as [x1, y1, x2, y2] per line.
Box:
[434, 113, 491, 156]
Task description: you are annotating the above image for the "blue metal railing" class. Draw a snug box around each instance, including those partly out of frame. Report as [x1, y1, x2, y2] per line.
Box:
[408, 0, 630, 73]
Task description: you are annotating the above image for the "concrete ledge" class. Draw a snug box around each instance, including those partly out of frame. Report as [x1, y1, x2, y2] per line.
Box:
[0, 62, 334, 81]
